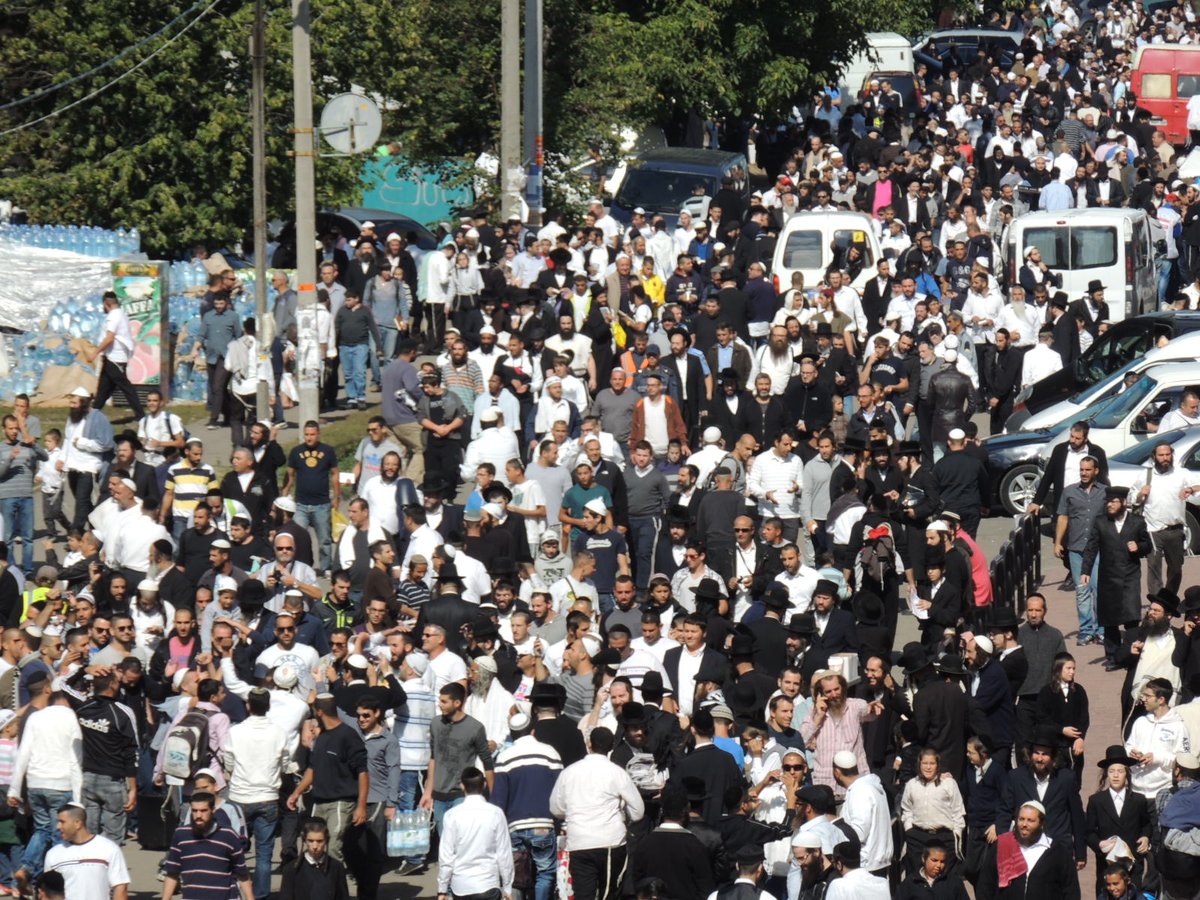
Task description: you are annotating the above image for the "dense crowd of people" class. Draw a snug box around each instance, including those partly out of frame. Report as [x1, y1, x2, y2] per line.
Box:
[8, 0, 1200, 899]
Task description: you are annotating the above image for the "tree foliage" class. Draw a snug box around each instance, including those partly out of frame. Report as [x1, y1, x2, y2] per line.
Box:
[0, 0, 934, 254]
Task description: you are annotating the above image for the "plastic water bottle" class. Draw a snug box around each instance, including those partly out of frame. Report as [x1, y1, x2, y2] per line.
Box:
[414, 809, 430, 856]
[129, 227, 141, 253]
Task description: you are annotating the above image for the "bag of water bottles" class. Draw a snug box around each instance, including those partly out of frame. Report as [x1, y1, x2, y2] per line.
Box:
[387, 810, 432, 858]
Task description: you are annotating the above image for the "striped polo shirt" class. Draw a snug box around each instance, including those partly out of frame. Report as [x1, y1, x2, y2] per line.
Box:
[165, 460, 219, 522]
[163, 822, 248, 899]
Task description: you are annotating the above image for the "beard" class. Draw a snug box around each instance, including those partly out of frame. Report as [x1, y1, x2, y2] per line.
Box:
[471, 670, 494, 698]
[1143, 615, 1170, 637]
[68, 404, 89, 423]
[1015, 827, 1042, 848]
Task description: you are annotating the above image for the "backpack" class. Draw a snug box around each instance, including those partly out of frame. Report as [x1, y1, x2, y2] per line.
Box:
[162, 708, 214, 780]
[858, 522, 897, 583]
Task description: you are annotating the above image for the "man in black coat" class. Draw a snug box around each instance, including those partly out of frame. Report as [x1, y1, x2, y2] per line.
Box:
[708, 370, 755, 439]
[976, 800, 1082, 900]
[414, 576, 477, 656]
[103, 432, 160, 504]
[1081, 486, 1153, 663]
[666, 709, 746, 825]
[810, 579, 859, 656]
[694, 468, 746, 579]
[997, 725, 1087, 865]
[1049, 293, 1080, 367]
[1029, 420, 1110, 518]
[745, 584, 790, 675]
[854, 653, 908, 776]
[787, 614, 830, 686]
[627, 786, 715, 899]
[1084, 745, 1152, 894]
[933, 430, 989, 538]
[912, 652, 970, 782]
[986, 329, 1024, 435]
[1068, 279, 1111, 341]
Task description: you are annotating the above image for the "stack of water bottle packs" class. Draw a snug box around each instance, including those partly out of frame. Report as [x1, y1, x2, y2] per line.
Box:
[0, 223, 268, 405]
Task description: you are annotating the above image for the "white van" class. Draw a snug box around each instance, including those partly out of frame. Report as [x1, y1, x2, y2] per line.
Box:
[1004, 208, 1157, 321]
[839, 33, 914, 98]
[771, 210, 884, 294]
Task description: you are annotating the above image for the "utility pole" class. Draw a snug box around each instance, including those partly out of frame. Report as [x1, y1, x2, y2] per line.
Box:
[500, 0, 522, 221]
[292, 0, 319, 425]
[251, 0, 269, 416]
[523, 0, 543, 227]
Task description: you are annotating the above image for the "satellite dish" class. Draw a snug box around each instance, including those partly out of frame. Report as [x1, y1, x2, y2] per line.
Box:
[319, 93, 382, 155]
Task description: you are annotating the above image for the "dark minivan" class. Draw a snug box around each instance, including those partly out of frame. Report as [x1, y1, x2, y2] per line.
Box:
[610, 148, 750, 229]
[1005, 311, 1200, 430]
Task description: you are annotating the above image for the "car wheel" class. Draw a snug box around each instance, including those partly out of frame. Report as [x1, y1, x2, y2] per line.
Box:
[1187, 510, 1200, 556]
[999, 464, 1041, 517]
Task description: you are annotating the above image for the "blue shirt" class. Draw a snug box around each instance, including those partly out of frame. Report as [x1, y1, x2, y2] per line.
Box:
[287, 442, 337, 505]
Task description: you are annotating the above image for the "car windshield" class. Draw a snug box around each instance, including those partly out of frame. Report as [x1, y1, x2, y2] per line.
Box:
[1070, 357, 1142, 404]
[1087, 374, 1158, 429]
[615, 169, 718, 212]
[1111, 429, 1189, 464]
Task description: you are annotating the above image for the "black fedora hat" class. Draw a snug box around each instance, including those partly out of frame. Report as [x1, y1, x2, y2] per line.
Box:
[529, 681, 566, 707]
[436, 562, 465, 584]
[895, 439, 923, 458]
[728, 633, 755, 657]
[852, 591, 884, 626]
[470, 617, 499, 641]
[987, 607, 1021, 633]
[695, 657, 728, 684]
[640, 672, 666, 699]
[1087, 278, 1106, 294]
[1183, 586, 1200, 614]
[1096, 744, 1138, 769]
[619, 702, 647, 726]
[763, 584, 791, 610]
[420, 474, 451, 495]
[1031, 723, 1064, 749]
[491, 556, 518, 576]
[899, 642, 932, 676]
[1148, 588, 1181, 618]
[484, 483, 514, 504]
[841, 437, 867, 454]
[787, 613, 817, 636]
[933, 654, 967, 677]
[694, 577, 725, 603]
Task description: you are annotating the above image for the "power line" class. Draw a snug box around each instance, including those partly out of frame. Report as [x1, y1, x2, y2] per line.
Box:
[0, 0, 223, 138]
[0, 0, 208, 112]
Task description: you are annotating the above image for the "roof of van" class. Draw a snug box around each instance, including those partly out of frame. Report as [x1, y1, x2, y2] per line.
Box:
[916, 28, 1022, 42]
[864, 31, 912, 44]
[633, 149, 745, 169]
[781, 209, 877, 228]
[1145, 328, 1200, 363]
[1140, 360, 1200, 380]
[1133, 44, 1200, 64]
[1011, 208, 1149, 223]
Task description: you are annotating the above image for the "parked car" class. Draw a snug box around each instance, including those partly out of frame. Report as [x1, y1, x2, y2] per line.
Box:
[1131, 44, 1200, 146]
[912, 28, 1022, 76]
[839, 32, 914, 97]
[1006, 311, 1200, 425]
[1107, 428, 1200, 553]
[1003, 208, 1157, 324]
[270, 208, 439, 269]
[1042, 362, 1200, 458]
[771, 210, 884, 294]
[860, 72, 923, 119]
[1014, 330, 1200, 432]
[609, 148, 750, 230]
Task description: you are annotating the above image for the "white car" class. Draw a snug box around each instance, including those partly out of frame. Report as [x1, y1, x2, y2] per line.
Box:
[1044, 362, 1200, 458]
[1019, 331, 1200, 432]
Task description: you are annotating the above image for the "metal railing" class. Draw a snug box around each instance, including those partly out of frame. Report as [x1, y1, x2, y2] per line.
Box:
[988, 513, 1042, 616]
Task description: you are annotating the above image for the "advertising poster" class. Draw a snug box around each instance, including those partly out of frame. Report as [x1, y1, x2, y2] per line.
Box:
[111, 260, 168, 388]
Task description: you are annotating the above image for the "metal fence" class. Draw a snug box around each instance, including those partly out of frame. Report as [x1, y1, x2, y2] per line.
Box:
[988, 513, 1042, 616]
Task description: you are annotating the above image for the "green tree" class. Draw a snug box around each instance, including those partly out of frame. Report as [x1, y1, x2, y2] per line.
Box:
[0, 0, 393, 256]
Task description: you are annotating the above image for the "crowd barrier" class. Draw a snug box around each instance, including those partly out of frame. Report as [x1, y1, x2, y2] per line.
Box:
[988, 513, 1042, 616]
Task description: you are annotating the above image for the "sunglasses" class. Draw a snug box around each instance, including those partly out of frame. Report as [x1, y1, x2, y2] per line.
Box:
[782, 764, 807, 772]
[734, 527, 753, 533]
[276, 626, 296, 633]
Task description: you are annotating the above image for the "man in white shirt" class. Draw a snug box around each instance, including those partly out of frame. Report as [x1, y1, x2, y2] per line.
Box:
[833, 751, 893, 877]
[42, 804, 130, 900]
[774, 544, 821, 613]
[1127, 677, 1189, 800]
[1158, 390, 1200, 433]
[1021, 326, 1064, 389]
[87, 290, 144, 420]
[223, 688, 290, 900]
[824, 839, 889, 900]
[995, 288, 1042, 348]
[1131, 441, 1200, 596]
[549, 727, 645, 900]
[437, 767, 515, 900]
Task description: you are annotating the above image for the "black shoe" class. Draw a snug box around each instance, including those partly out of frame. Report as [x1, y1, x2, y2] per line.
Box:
[1061, 577, 1076, 591]
[1103, 660, 1120, 672]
